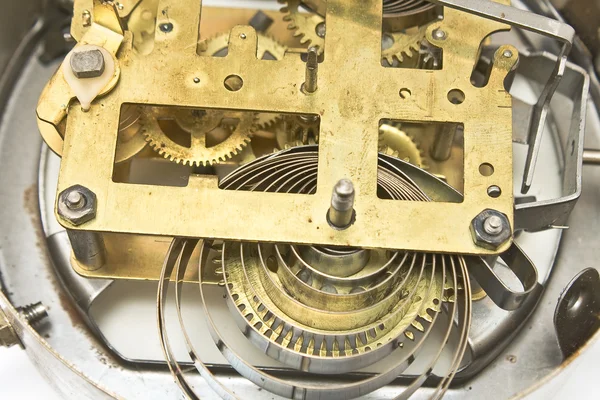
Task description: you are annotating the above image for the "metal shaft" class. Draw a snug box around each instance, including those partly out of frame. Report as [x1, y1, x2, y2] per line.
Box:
[431, 124, 458, 161]
[303, 47, 319, 94]
[583, 149, 600, 165]
[67, 230, 106, 270]
[328, 179, 355, 228]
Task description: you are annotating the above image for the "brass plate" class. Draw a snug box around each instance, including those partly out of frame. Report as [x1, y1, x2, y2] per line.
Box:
[51, 0, 515, 255]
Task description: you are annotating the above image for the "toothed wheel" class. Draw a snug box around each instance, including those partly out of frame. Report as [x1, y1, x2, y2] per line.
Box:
[281, 0, 433, 66]
[379, 123, 427, 169]
[280, 0, 326, 51]
[141, 107, 256, 167]
[277, 114, 320, 149]
[382, 24, 432, 67]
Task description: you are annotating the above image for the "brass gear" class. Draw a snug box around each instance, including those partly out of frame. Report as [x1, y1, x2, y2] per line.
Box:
[142, 107, 256, 167]
[277, 114, 320, 149]
[198, 32, 287, 130]
[382, 24, 431, 66]
[379, 123, 426, 168]
[281, 0, 429, 65]
[279, 0, 326, 50]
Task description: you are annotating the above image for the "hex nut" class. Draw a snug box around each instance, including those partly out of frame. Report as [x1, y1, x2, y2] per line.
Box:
[70, 49, 105, 79]
[470, 209, 512, 250]
[57, 185, 97, 226]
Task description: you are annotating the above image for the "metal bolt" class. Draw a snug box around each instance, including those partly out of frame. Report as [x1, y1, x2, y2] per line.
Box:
[433, 29, 447, 40]
[303, 46, 319, 94]
[66, 190, 86, 210]
[17, 302, 48, 326]
[503, 49, 513, 58]
[483, 215, 504, 235]
[57, 185, 98, 226]
[70, 49, 105, 79]
[315, 22, 326, 38]
[328, 179, 355, 229]
[470, 209, 512, 250]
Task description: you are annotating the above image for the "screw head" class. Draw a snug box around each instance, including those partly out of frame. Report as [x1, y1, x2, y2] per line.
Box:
[57, 185, 97, 226]
[433, 29, 447, 40]
[503, 49, 513, 58]
[470, 209, 512, 250]
[70, 49, 105, 79]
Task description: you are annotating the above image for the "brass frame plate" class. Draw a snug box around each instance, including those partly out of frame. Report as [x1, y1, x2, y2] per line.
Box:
[53, 0, 515, 255]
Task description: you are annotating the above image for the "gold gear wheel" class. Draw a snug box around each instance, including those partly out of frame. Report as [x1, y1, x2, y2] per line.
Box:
[382, 24, 430, 66]
[279, 0, 326, 50]
[277, 114, 320, 149]
[281, 0, 428, 65]
[198, 32, 287, 130]
[379, 123, 426, 168]
[142, 107, 256, 167]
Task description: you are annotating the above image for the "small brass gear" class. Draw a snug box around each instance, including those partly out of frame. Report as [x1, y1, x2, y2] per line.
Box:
[281, 0, 429, 66]
[379, 123, 426, 168]
[142, 107, 256, 167]
[198, 32, 287, 130]
[277, 114, 320, 149]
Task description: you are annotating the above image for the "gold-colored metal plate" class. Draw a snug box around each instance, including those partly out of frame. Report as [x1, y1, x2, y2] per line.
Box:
[52, 0, 515, 255]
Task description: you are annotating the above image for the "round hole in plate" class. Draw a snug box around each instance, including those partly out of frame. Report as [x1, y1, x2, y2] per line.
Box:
[479, 163, 495, 177]
[159, 22, 173, 33]
[399, 88, 411, 99]
[224, 75, 243, 91]
[487, 185, 502, 198]
[447, 89, 465, 105]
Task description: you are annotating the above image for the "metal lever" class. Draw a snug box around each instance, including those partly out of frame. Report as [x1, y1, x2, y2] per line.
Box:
[468, 242, 540, 311]
[428, 0, 575, 194]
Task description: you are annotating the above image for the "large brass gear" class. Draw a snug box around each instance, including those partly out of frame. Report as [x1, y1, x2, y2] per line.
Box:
[379, 123, 427, 168]
[142, 107, 256, 167]
[279, 0, 326, 49]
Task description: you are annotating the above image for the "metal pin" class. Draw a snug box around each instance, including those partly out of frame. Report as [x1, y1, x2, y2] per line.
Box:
[328, 179, 355, 229]
[431, 124, 458, 161]
[303, 46, 319, 94]
[483, 215, 504, 235]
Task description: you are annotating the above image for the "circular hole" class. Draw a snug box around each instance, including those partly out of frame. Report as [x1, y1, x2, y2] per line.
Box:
[239, 33, 247, 39]
[159, 22, 173, 33]
[224, 75, 243, 92]
[447, 89, 465, 105]
[487, 185, 502, 198]
[479, 163, 495, 177]
[193, 77, 200, 84]
[399, 88, 411, 99]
